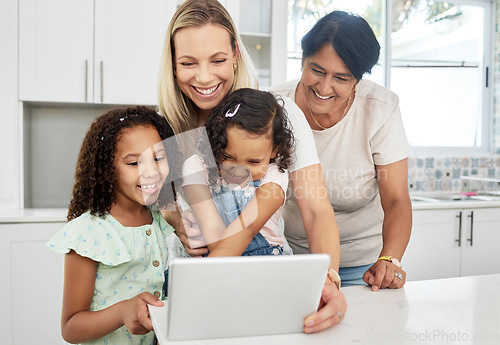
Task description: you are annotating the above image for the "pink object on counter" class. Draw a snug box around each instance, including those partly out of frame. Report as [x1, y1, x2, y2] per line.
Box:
[460, 191, 477, 196]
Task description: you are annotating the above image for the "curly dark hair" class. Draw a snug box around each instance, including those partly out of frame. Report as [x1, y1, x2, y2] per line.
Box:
[67, 106, 179, 221]
[201, 88, 294, 178]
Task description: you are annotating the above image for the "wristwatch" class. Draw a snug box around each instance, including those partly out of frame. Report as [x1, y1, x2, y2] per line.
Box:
[327, 268, 341, 289]
[377, 256, 402, 268]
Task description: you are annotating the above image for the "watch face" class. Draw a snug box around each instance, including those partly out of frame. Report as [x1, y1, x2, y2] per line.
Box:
[328, 269, 341, 287]
[392, 258, 401, 268]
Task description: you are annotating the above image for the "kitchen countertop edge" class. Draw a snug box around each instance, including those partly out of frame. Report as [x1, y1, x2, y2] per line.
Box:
[2, 201, 500, 223]
[0, 208, 67, 223]
[411, 199, 500, 210]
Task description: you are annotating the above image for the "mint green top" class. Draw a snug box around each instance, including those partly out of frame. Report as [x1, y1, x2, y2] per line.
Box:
[47, 210, 174, 345]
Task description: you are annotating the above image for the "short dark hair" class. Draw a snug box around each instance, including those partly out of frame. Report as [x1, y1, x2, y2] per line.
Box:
[301, 10, 380, 80]
[67, 106, 179, 221]
[203, 88, 294, 175]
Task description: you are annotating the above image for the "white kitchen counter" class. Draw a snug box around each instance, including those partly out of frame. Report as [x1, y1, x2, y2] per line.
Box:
[2, 197, 499, 223]
[410, 191, 500, 210]
[411, 199, 500, 210]
[0, 208, 66, 223]
[150, 274, 500, 345]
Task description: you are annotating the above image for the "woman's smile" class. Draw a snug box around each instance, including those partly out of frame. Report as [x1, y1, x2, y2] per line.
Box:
[192, 83, 221, 97]
[312, 88, 334, 100]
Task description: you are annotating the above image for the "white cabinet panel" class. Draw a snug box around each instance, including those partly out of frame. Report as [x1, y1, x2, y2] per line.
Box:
[460, 208, 500, 276]
[0, 222, 67, 345]
[94, 0, 169, 105]
[0, 0, 21, 209]
[404, 209, 461, 280]
[19, 0, 93, 102]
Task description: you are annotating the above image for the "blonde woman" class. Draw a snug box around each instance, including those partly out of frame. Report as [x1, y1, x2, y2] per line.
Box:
[158, 0, 346, 333]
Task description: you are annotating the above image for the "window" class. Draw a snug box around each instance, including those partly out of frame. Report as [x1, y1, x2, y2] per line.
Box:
[287, 0, 494, 155]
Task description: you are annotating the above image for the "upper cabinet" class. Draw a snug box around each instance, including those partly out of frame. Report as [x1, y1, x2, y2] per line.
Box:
[223, 0, 287, 88]
[19, 0, 93, 103]
[18, 0, 286, 105]
[19, 0, 173, 105]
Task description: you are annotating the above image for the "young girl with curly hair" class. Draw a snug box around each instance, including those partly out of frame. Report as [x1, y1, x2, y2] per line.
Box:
[47, 106, 178, 345]
[181, 88, 294, 257]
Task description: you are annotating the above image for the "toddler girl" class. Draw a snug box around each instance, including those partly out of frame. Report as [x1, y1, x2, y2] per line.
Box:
[47, 106, 178, 345]
[181, 88, 294, 257]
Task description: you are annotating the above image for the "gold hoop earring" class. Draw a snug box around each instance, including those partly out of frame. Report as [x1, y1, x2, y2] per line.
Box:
[233, 63, 237, 71]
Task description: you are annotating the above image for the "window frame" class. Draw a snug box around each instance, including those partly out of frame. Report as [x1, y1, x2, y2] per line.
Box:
[381, 0, 495, 156]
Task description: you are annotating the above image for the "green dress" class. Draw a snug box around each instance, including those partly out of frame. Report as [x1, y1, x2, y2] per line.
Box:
[47, 210, 174, 345]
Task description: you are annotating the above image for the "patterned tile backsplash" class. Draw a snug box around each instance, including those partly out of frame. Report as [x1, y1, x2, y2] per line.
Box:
[408, 156, 500, 192]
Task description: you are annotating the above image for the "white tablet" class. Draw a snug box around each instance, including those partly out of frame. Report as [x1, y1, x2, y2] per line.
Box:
[165, 254, 330, 341]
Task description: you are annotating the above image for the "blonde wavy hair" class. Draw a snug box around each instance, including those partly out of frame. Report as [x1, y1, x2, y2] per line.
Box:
[158, 0, 258, 134]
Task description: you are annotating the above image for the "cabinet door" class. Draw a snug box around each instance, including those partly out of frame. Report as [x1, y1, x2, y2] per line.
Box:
[19, 0, 93, 102]
[224, 0, 287, 88]
[460, 208, 500, 276]
[404, 209, 461, 281]
[0, 222, 67, 345]
[94, 0, 169, 105]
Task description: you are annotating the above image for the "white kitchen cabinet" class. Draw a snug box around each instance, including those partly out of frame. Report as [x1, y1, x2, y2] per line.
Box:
[403, 209, 461, 280]
[223, 0, 287, 87]
[459, 208, 500, 276]
[0, 221, 67, 345]
[404, 207, 500, 281]
[19, 0, 173, 105]
[18, 0, 93, 103]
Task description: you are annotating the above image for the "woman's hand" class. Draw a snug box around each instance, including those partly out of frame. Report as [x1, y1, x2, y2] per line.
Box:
[303, 281, 347, 333]
[121, 292, 164, 335]
[363, 260, 406, 291]
[177, 210, 209, 256]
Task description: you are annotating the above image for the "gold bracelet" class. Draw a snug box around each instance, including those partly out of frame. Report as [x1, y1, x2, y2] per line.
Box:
[377, 256, 402, 268]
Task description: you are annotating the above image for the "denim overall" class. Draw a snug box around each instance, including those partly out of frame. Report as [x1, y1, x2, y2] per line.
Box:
[163, 179, 283, 297]
[209, 179, 283, 256]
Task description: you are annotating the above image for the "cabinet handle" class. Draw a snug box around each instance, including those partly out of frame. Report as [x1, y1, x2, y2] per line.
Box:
[100, 61, 104, 103]
[84, 60, 88, 102]
[455, 211, 462, 246]
[467, 211, 474, 246]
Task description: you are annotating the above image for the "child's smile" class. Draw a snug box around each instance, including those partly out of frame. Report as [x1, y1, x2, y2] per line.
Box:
[137, 181, 161, 194]
[220, 163, 252, 186]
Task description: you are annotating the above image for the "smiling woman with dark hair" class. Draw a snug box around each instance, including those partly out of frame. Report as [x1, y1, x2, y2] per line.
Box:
[272, 10, 412, 291]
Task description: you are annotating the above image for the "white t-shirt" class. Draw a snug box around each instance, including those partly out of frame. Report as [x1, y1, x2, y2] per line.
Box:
[271, 79, 411, 267]
[182, 154, 289, 247]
